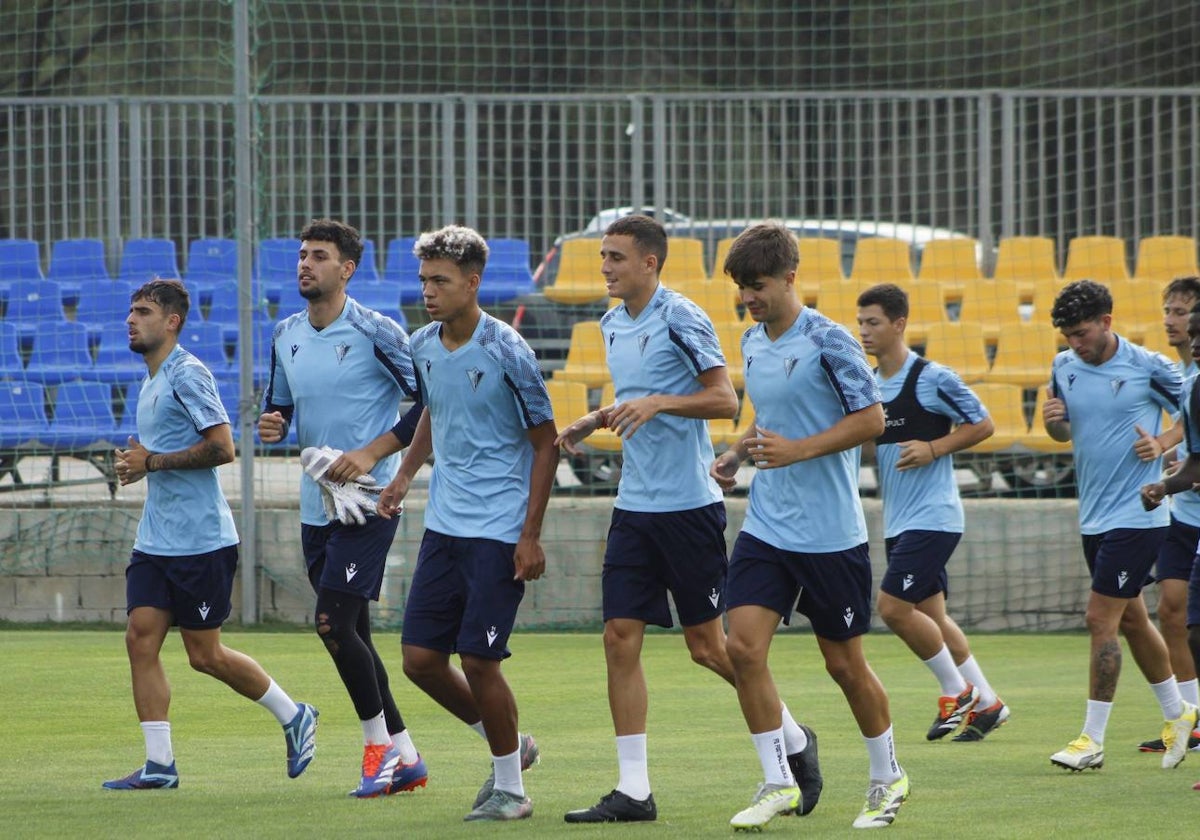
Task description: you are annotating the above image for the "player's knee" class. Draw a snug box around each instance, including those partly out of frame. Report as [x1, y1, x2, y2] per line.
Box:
[401, 647, 437, 683]
[1158, 595, 1186, 628]
[186, 647, 221, 676]
[315, 612, 339, 656]
[823, 656, 857, 687]
[725, 633, 763, 672]
[460, 654, 498, 685]
[875, 596, 909, 628]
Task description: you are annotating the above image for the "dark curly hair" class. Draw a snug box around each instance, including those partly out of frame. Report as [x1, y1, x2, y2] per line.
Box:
[1051, 280, 1112, 328]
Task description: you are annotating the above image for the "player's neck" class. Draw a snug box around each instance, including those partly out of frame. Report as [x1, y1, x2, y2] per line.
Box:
[142, 338, 176, 378]
[1091, 332, 1119, 365]
[306, 291, 347, 330]
[1175, 345, 1191, 368]
[875, 343, 910, 378]
[763, 300, 802, 341]
[623, 280, 658, 319]
[439, 305, 482, 349]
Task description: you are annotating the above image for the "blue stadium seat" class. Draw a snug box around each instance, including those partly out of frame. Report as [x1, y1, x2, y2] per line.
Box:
[487, 237, 533, 270]
[350, 281, 407, 329]
[203, 278, 268, 326]
[356, 239, 381, 283]
[25, 321, 94, 385]
[257, 237, 298, 310]
[384, 237, 422, 304]
[117, 238, 181, 286]
[87, 322, 144, 385]
[0, 380, 50, 448]
[48, 238, 111, 303]
[216, 378, 244, 441]
[0, 321, 27, 379]
[5, 278, 65, 323]
[479, 265, 535, 305]
[115, 381, 141, 440]
[186, 237, 238, 302]
[0, 239, 46, 305]
[48, 380, 119, 449]
[178, 321, 232, 376]
[74, 281, 136, 330]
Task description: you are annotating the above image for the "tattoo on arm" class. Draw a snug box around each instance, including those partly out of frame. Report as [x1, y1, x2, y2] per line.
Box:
[1092, 638, 1122, 702]
[152, 439, 231, 472]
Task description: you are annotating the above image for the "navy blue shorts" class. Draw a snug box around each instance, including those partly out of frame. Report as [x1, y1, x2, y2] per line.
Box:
[1081, 527, 1167, 599]
[401, 529, 525, 661]
[302, 516, 399, 602]
[881, 530, 960, 603]
[1187, 554, 1200, 627]
[126, 545, 238, 630]
[602, 502, 728, 628]
[1156, 517, 1200, 582]
[726, 531, 873, 641]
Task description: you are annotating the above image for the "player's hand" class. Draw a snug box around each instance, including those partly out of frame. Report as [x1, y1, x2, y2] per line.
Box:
[513, 535, 545, 581]
[554, 411, 604, 455]
[257, 410, 286, 444]
[324, 447, 375, 483]
[1141, 481, 1167, 511]
[896, 439, 937, 471]
[748, 425, 801, 469]
[709, 450, 742, 492]
[114, 436, 151, 485]
[606, 396, 662, 440]
[1042, 387, 1067, 425]
[1132, 424, 1163, 462]
[377, 472, 411, 519]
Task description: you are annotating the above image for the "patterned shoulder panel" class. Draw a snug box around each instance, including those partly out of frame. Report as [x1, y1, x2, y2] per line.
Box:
[163, 347, 229, 429]
[799, 309, 880, 411]
[477, 313, 553, 427]
[600, 304, 622, 329]
[345, 298, 416, 396]
[657, 287, 725, 368]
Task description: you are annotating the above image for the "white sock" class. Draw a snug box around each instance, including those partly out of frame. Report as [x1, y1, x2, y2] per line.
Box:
[1082, 699, 1113, 744]
[1178, 678, 1200, 709]
[468, 720, 488, 740]
[255, 679, 300, 725]
[492, 747, 524, 797]
[140, 721, 173, 766]
[780, 703, 808, 754]
[751, 728, 792, 786]
[862, 725, 901, 784]
[362, 711, 390, 746]
[614, 733, 651, 800]
[1151, 676, 1185, 721]
[957, 655, 998, 708]
[392, 728, 419, 765]
[923, 645, 968, 696]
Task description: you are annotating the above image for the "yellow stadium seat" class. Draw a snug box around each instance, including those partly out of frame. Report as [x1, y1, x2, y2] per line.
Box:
[958, 279, 1026, 335]
[587, 383, 623, 452]
[554, 320, 610, 388]
[672, 276, 741, 326]
[850, 237, 915, 286]
[659, 237, 708, 289]
[994, 236, 1060, 283]
[542, 238, 606, 304]
[813, 281, 863, 332]
[1134, 235, 1199, 283]
[906, 283, 953, 326]
[920, 322, 990, 383]
[983, 322, 1060, 389]
[968, 383, 1030, 452]
[714, 320, 748, 390]
[1128, 321, 1174, 357]
[1062, 235, 1130, 284]
[1107, 277, 1166, 326]
[918, 238, 983, 283]
[796, 238, 845, 304]
[711, 395, 756, 449]
[545, 379, 590, 429]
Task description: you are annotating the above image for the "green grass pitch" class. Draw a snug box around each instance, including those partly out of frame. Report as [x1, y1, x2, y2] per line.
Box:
[3, 629, 1195, 838]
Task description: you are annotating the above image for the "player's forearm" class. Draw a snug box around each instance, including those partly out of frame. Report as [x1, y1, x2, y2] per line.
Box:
[1158, 420, 1185, 452]
[1162, 454, 1200, 495]
[360, 428, 406, 464]
[654, 379, 739, 421]
[794, 403, 885, 461]
[395, 408, 432, 480]
[148, 434, 234, 472]
[1044, 419, 1071, 442]
[933, 417, 994, 458]
[520, 424, 559, 540]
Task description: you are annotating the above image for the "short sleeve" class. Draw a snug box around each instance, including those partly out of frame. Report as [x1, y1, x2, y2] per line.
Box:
[818, 324, 882, 414]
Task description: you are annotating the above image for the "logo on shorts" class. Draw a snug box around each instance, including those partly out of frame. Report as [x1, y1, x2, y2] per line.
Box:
[1111, 378, 1126, 397]
[198, 602, 211, 620]
[843, 606, 855, 627]
[486, 625, 499, 647]
[345, 563, 359, 582]
[637, 333, 650, 355]
[334, 342, 350, 364]
[1117, 570, 1129, 589]
[902, 574, 914, 591]
[783, 356, 798, 378]
[708, 588, 720, 608]
[466, 367, 484, 391]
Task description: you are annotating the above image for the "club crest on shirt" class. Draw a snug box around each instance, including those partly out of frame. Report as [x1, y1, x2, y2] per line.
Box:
[290, 343, 300, 360]
[1110, 378, 1126, 396]
[334, 342, 350, 364]
[783, 356, 798, 378]
[466, 367, 484, 391]
[638, 333, 650, 355]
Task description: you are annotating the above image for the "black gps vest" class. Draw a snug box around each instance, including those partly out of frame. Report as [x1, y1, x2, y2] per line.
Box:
[877, 356, 951, 445]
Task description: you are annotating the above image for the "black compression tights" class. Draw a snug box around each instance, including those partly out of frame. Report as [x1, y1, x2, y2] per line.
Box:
[314, 587, 405, 732]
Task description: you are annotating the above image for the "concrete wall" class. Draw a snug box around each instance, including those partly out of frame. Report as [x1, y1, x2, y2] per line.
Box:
[0, 497, 1103, 632]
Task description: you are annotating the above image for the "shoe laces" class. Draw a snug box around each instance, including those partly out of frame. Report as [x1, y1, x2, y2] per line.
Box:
[362, 743, 388, 776]
[863, 782, 889, 811]
[1067, 735, 1093, 751]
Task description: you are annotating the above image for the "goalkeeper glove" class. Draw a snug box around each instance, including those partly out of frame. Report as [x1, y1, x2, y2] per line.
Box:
[300, 445, 384, 526]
